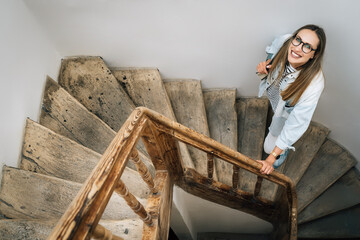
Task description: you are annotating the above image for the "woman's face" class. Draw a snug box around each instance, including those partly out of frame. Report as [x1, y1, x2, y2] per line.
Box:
[288, 29, 320, 69]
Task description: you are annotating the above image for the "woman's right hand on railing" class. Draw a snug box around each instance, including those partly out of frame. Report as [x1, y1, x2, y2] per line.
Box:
[256, 59, 272, 75]
[256, 157, 275, 175]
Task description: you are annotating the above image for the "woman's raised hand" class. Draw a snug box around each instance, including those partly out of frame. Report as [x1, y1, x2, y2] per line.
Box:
[257, 59, 272, 75]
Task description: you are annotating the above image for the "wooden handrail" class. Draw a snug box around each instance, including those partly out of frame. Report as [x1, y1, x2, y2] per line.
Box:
[47, 107, 297, 240]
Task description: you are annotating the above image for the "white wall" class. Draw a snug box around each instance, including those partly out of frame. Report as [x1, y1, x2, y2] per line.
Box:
[0, 0, 60, 183]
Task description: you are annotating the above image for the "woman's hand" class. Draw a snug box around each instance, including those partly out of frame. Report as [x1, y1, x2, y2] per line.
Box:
[256, 59, 272, 75]
[256, 155, 276, 175]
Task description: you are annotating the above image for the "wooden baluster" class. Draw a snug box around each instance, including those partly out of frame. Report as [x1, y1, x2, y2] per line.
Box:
[130, 149, 157, 193]
[115, 179, 153, 226]
[92, 224, 124, 240]
[254, 176, 263, 198]
[207, 152, 214, 180]
[232, 165, 240, 189]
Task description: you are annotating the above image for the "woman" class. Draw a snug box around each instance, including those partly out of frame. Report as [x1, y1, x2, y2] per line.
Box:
[256, 24, 326, 175]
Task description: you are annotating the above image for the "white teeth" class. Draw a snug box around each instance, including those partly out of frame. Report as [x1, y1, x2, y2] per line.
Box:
[291, 51, 301, 58]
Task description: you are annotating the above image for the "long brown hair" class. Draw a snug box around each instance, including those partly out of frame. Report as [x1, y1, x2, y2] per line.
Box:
[268, 24, 326, 106]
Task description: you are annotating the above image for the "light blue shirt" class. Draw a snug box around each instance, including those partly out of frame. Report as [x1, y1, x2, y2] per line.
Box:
[258, 34, 325, 151]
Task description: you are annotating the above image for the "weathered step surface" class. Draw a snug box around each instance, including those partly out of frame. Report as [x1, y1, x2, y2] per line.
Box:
[0, 218, 143, 240]
[40, 77, 153, 173]
[261, 121, 330, 201]
[298, 167, 360, 224]
[203, 89, 237, 186]
[284, 121, 330, 185]
[21, 119, 150, 198]
[0, 166, 146, 220]
[296, 138, 357, 212]
[236, 97, 268, 193]
[58, 56, 136, 132]
[298, 204, 360, 238]
[112, 68, 194, 169]
[164, 79, 210, 176]
[40, 76, 116, 154]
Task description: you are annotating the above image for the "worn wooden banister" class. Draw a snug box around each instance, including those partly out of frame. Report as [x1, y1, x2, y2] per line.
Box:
[92, 224, 123, 240]
[232, 165, 240, 189]
[48, 107, 297, 240]
[130, 148, 157, 193]
[115, 179, 153, 226]
[254, 176, 263, 198]
[207, 152, 214, 180]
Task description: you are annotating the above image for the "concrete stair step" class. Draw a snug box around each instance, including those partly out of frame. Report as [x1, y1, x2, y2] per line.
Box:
[284, 121, 330, 185]
[203, 88, 237, 186]
[296, 138, 357, 212]
[298, 167, 360, 224]
[164, 79, 211, 177]
[236, 97, 270, 197]
[39, 77, 154, 175]
[0, 218, 143, 240]
[21, 119, 150, 199]
[0, 166, 146, 220]
[298, 204, 360, 238]
[112, 68, 194, 170]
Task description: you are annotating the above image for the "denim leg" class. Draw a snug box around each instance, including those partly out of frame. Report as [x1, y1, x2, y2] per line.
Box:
[273, 149, 289, 169]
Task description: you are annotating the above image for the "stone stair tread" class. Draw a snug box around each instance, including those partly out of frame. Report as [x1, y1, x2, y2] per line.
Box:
[298, 204, 360, 238]
[112, 68, 194, 170]
[203, 88, 237, 186]
[236, 97, 269, 196]
[39, 77, 154, 175]
[21, 119, 150, 199]
[298, 167, 360, 224]
[0, 218, 143, 240]
[284, 121, 330, 185]
[0, 166, 146, 220]
[296, 138, 357, 212]
[164, 79, 211, 177]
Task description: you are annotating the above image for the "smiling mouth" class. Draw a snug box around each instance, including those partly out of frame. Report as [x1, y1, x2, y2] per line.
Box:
[291, 50, 301, 58]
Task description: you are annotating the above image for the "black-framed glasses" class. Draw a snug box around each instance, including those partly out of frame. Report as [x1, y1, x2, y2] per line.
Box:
[291, 36, 317, 54]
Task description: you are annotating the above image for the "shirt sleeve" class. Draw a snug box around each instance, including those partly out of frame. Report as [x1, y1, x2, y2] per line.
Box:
[275, 75, 324, 151]
[265, 33, 293, 57]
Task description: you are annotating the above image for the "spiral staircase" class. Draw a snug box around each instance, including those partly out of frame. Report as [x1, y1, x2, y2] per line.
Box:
[0, 56, 359, 239]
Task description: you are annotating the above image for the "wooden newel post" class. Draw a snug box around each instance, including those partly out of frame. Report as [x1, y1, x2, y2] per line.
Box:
[92, 224, 124, 240]
[254, 176, 263, 198]
[130, 149, 157, 194]
[232, 165, 240, 189]
[207, 153, 214, 179]
[115, 180, 153, 226]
